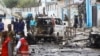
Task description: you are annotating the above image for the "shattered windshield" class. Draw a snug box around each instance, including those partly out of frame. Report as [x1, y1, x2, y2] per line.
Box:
[55, 18, 62, 25]
[37, 18, 52, 26]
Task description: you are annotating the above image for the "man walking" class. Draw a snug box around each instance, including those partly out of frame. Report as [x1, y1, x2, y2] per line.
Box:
[73, 15, 78, 28]
[12, 18, 19, 34]
[18, 19, 25, 36]
[15, 32, 29, 56]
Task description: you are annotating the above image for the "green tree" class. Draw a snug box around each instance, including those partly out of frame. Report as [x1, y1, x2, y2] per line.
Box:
[17, 0, 40, 8]
[3, 0, 40, 8]
[3, 0, 18, 8]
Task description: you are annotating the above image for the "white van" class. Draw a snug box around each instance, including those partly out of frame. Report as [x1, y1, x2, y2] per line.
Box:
[35, 17, 67, 43]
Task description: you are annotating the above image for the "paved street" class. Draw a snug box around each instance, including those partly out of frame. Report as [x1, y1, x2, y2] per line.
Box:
[29, 43, 100, 56]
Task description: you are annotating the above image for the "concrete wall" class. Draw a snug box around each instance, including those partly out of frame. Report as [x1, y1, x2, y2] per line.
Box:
[12, 8, 37, 18]
[97, 4, 100, 27]
[57, 0, 65, 19]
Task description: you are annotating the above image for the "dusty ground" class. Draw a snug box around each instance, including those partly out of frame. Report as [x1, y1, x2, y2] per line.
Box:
[29, 43, 100, 56]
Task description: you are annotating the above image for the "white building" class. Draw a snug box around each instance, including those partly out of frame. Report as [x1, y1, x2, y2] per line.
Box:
[11, 0, 66, 19]
[39, 0, 58, 17]
[0, 2, 12, 19]
[65, 0, 79, 19]
[39, 0, 67, 19]
[57, 0, 66, 19]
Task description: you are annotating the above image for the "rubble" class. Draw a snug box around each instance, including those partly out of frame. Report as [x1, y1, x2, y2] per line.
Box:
[29, 44, 100, 56]
[27, 28, 100, 56]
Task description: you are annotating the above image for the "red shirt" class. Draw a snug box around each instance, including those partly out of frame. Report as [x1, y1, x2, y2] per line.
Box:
[18, 38, 29, 55]
[1, 37, 11, 56]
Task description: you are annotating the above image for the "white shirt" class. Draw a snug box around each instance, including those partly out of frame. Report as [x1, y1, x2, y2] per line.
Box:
[15, 40, 21, 51]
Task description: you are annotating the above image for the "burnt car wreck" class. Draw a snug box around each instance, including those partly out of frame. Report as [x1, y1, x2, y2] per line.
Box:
[31, 17, 67, 44]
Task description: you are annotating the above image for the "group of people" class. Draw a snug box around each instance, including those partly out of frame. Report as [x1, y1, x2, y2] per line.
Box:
[1, 30, 29, 56]
[11, 18, 25, 36]
[0, 16, 37, 56]
[12, 15, 37, 35]
[26, 15, 37, 33]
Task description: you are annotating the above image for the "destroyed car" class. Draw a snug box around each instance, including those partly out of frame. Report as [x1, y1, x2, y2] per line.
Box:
[34, 17, 67, 43]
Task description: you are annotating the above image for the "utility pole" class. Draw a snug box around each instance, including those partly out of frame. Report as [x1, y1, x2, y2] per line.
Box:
[38, 0, 40, 15]
[68, 0, 71, 27]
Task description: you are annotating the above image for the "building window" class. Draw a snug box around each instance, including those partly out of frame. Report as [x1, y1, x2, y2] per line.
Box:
[47, 5, 49, 11]
[53, 5, 55, 10]
[48, 5, 49, 11]
[51, 5, 53, 10]
[50, 5, 51, 11]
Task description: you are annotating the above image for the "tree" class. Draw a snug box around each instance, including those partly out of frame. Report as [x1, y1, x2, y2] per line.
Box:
[17, 0, 40, 8]
[3, 0, 40, 8]
[3, 0, 18, 8]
